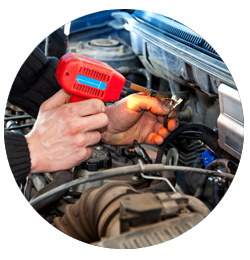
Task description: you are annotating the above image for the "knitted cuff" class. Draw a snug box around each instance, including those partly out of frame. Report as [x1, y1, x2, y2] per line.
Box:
[8, 47, 61, 118]
[4, 132, 31, 184]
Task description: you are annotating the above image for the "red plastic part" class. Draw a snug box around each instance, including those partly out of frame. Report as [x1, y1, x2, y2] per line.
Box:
[69, 95, 87, 103]
[56, 53, 126, 103]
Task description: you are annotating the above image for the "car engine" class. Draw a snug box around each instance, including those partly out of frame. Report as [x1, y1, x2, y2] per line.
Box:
[4, 10, 242, 249]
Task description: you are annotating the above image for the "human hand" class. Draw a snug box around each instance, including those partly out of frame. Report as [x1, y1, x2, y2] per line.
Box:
[25, 89, 108, 173]
[100, 93, 179, 145]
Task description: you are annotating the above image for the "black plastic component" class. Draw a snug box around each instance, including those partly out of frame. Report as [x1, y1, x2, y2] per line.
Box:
[80, 149, 112, 171]
[227, 161, 238, 175]
[120, 87, 139, 98]
[119, 80, 141, 98]
[133, 140, 152, 164]
[148, 90, 157, 97]
[124, 80, 132, 89]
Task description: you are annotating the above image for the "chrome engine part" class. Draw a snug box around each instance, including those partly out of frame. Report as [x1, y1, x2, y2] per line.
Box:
[217, 84, 244, 160]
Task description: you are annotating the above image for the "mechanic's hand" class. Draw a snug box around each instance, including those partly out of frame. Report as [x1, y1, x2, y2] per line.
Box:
[25, 89, 108, 173]
[100, 93, 179, 145]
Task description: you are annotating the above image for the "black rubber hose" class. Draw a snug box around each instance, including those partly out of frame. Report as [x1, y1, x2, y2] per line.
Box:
[30, 170, 72, 211]
[194, 159, 230, 198]
[155, 124, 236, 164]
[117, 67, 152, 89]
[205, 159, 231, 172]
[129, 68, 152, 89]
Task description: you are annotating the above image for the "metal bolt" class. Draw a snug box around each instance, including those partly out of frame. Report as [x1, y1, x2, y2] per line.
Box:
[119, 45, 125, 53]
[132, 175, 140, 181]
[181, 68, 186, 78]
[77, 41, 84, 49]
[70, 47, 77, 53]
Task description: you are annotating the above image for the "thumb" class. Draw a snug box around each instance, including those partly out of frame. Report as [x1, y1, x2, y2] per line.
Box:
[40, 89, 71, 112]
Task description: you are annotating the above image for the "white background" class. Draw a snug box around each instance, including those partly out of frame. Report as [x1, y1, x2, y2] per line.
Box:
[1, 1, 249, 259]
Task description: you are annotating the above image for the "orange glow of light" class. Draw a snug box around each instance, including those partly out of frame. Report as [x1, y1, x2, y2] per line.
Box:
[126, 95, 139, 111]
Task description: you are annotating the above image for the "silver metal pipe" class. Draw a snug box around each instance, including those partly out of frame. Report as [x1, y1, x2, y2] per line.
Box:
[45, 36, 49, 56]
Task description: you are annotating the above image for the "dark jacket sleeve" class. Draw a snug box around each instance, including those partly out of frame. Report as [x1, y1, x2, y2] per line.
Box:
[4, 132, 31, 184]
[5, 47, 61, 184]
[8, 47, 61, 119]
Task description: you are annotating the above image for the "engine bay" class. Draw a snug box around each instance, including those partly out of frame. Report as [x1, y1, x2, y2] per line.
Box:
[4, 10, 243, 249]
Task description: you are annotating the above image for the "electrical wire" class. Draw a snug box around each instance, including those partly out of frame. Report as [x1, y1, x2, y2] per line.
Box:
[155, 123, 236, 164]
[194, 159, 231, 199]
[30, 160, 234, 209]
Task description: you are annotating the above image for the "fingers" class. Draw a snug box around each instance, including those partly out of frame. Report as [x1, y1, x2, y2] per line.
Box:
[67, 113, 108, 137]
[153, 122, 169, 139]
[167, 118, 179, 131]
[145, 133, 164, 145]
[126, 93, 174, 116]
[84, 113, 108, 132]
[154, 118, 179, 135]
[74, 131, 102, 148]
[84, 147, 94, 161]
[41, 92, 105, 118]
[40, 89, 71, 112]
[76, 147, 93, 165]
[66, 98, 105, 117]
[166, 108, 178, 118]
[147, 117, 179, 145]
